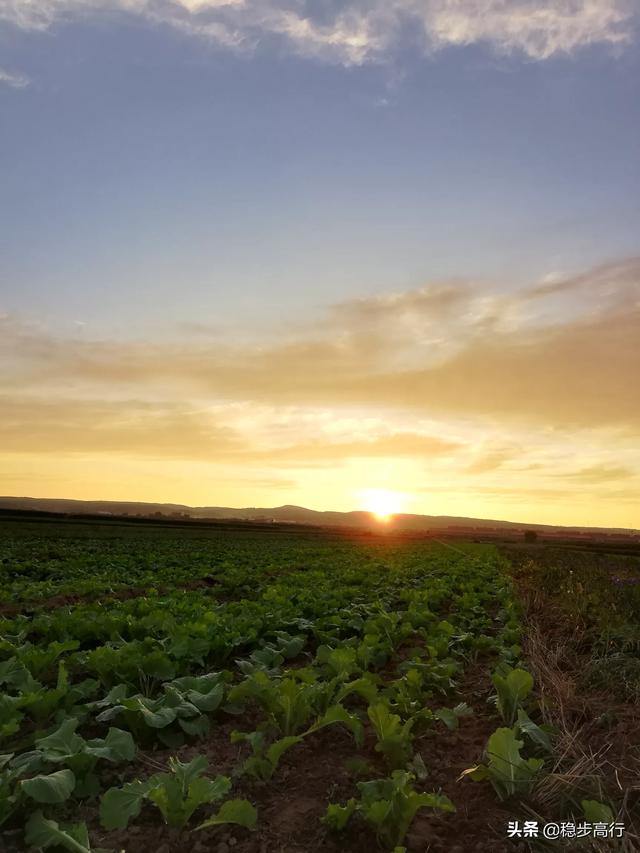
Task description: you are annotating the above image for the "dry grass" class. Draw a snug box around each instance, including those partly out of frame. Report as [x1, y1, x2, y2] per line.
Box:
[518, 589, 640, 852]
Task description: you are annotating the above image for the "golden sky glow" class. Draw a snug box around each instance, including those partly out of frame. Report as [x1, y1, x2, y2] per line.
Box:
[1, 257, 639, 529]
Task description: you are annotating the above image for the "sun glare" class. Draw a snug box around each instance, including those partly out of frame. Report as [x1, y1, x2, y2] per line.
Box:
[360, 488, 406, 522]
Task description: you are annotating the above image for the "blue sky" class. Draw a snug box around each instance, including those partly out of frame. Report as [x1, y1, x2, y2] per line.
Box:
[2, 3, 639, 332]
[1, 1, 639, 526]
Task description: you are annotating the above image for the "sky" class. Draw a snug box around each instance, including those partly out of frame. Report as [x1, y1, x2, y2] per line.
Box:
[1, 0, 639, 528]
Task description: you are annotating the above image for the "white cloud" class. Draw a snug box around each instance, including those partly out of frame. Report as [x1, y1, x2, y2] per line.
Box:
[2, 256, 639, 431]
[420, 0, 634, 59]
[0, 0, 635, 65]
[0, 67, 29, 87]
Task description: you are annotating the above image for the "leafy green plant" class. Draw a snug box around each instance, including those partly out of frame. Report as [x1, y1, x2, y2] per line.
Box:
[227, 669, 367, 744]
[306, 702, 364, 745]
[397, 657, 460, 697]
[2, 519, 530, 848]
[231, 730, 303, 782]
[462, 726, 544, 800]
[492, 668, 533, 726]
[367, 703, 415, 770]
[227, 673, 314, 735]
[316, 644, 360, 679]
[324, 770, 454, 850]
[0, 657, 98, 734]
[9, 640, 80, 679]
[100, 755, 256, 831]
[92, 671, 226, 746]
[433, 702, 473, 731]
[387, 669, 425, 716]
[236, 632, 305, 676]
[12, 718, 135, 797]
[232, 704, 363, 782]
[316, 673, 379, 716]
[84, 639, 177, 691]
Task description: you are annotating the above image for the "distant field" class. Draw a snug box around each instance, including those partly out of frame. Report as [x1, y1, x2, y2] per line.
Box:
[1, 519, 638, 852]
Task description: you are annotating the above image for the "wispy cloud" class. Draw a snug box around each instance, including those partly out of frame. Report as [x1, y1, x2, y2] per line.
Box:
[1, 257, 639, 431]
[0, 67, 29, 88]
[0, 396, 462, 466]
[0, 0, 636, 65]
[1, 257, 638, 523]
[553, 464, 636, 483]
[466, 447, 514, 475]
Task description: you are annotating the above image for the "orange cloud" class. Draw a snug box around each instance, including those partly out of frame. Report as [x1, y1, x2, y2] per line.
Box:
[1, 257, 638, 526]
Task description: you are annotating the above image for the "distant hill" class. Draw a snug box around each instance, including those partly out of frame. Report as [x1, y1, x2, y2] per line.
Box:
[0, 495, 637, 536]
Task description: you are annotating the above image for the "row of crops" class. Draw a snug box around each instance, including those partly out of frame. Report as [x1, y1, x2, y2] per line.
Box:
[1, 520, 550, 852]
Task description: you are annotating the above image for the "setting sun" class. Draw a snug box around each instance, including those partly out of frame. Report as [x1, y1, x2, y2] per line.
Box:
[360, 488, 407, 521]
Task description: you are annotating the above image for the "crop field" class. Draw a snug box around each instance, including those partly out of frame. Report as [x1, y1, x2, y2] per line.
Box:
[1, 518, 638, 853]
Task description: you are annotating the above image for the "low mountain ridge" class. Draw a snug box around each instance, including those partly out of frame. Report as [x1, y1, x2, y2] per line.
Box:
[0, 495, 637, 535]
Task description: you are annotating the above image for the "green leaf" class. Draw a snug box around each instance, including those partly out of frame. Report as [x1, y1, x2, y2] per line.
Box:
[147, 779, 183, 827]
[36, 719, 83, 759]
[407, 753, 429, 781]
[100, 727, 136, 762]
[486, 726, 524, 786]
[178, 715, 209, 738]
[434, 708, 458, 730]
[367, 703, 414, 770]
[21, 769, 75, 803]
[515, 708, 552, 753]
[138, 703, 178, 729]
[100, 779, 154, 830]
[309, 704, 364, 747]
[186, 684, 224, 713]
[492, 669, 533, 725]
[275, 633, 305, 659]
[93, 684, 129, 708]
[0, 657, 39, 692]
[582, 799, 614, 823]
[410, 791, 455, 815]
[337, 676, 378, 705]
[169, 754, 209, 788]
[190, 775, 232, 806]
[323, 799, 357, 831]
[25, 811, 91, 853]
[363, 797, 392, 829]
[266, 735, 303, 770]
[197, 798, 258, 830]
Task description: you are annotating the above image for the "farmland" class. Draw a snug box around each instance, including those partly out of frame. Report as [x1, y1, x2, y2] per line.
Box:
[1, 517, 637, 852]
